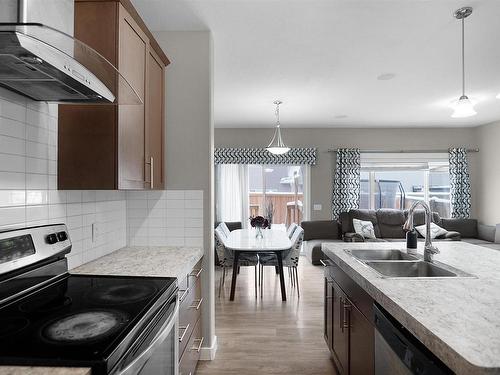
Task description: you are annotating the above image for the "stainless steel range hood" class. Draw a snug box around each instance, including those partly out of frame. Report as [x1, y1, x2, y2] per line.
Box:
[0, 0, 141, 104]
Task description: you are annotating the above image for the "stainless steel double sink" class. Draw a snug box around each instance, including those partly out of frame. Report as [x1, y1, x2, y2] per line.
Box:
[344, 249, 474, 279]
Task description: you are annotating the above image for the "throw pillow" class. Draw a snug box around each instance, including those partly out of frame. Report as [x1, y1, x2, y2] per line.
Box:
[353, 218, 377, 239]
[415, 223, 448, 239]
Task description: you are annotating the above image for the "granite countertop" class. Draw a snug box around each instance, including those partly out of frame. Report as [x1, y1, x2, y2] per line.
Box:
[322, 241, 500, 375]
[0, 367, 90, 375]
[71, 246, 204, 280]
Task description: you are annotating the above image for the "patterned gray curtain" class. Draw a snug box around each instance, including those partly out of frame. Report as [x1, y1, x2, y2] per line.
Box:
[449, 147, 471, 218]
[332, 148, 360, 220]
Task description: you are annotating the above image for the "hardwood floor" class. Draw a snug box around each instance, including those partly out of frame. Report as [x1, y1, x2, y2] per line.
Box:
[196, 257, 338, 375]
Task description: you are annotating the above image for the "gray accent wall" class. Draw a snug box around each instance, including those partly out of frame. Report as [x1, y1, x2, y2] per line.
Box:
[477, 121, 500, 226]
[215, 127, 479, 221]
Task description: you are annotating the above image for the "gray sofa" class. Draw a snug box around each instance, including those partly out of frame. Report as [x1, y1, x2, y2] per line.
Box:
[303, 208, 499, 265]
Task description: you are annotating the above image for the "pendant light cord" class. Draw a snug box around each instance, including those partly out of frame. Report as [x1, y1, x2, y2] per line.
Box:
[462, 17, 465, 96]
[275, 102, 281, 128]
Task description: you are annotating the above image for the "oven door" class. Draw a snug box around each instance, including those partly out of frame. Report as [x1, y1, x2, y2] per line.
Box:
[113, 294, 179, 375]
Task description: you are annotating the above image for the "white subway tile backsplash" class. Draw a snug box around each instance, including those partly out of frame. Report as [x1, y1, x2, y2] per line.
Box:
[0, 117, 25, 139]
[0, 206, 25, 227]
[184, 199, 203, 209]
[0, 89, 126, 270]
[0, 172, 25, 189]
[26, 173, 48, 189]
[126, 190, 204, 247]
[0, 154, 25, 173]
[165, 190, 184, 200]
[0, 90, 203, 269]
[0, 135, 25, 155]
[185, 190, 203, 200]
[0, 190, 25, 207]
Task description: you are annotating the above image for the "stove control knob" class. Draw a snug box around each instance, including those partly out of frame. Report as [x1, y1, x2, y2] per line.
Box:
[46, 233, 58, 244]
[57, 231, 68, 241]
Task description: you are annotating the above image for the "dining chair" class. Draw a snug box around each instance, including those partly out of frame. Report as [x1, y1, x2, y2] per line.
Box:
[214, 225, 259, 298]
[259, 227, 304, 298]
[287, 222, 298, 238]
[220, 222, 231, 237]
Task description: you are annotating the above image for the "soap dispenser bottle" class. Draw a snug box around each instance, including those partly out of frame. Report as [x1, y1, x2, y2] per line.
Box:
[406, 229, 418, 254]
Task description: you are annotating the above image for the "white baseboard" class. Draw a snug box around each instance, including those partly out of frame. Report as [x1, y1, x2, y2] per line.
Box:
[199, 335, 218, 360]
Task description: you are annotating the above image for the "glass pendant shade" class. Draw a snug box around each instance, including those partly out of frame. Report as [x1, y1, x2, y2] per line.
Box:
[451, 95, 477, 118]
[266, 126, 290, 154]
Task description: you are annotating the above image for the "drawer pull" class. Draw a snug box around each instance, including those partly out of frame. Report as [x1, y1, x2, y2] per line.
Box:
[179, 324, 190, 342]
[178, 288, 189, 303]
[191, 337, 204, 353]
[190, 268, 203, 278]
[189, 298, 203, 310]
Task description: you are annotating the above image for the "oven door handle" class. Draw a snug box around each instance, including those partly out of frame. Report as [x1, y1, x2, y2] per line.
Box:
[115, 300, 179, 375]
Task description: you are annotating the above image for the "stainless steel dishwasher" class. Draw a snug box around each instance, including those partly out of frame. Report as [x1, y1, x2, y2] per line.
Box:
[374, 304, 452, 375]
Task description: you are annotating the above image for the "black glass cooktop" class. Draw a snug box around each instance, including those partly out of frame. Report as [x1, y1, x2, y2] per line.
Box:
[0, 274, 176, 367]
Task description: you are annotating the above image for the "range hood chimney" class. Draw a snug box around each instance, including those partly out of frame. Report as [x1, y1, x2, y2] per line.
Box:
[0, 0, 140, 104]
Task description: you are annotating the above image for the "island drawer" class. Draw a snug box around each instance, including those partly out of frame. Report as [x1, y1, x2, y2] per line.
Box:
[179, 318, 203, 375]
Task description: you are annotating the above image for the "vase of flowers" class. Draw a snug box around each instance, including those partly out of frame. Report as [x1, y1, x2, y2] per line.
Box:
[250, 215, 269, 239]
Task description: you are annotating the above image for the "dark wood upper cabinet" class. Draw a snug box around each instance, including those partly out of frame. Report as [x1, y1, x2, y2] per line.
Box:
[58, 0, 169, 190]
[146, 48, 165, 189]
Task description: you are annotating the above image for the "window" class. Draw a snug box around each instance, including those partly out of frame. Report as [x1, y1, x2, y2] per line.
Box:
[215, 164, 310, 228]
[359, 154, 451, 218]
[248, 165, 308, 226]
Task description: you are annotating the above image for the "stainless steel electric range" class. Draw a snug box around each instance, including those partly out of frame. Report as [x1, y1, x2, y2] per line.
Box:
[0, 224, 179, 375]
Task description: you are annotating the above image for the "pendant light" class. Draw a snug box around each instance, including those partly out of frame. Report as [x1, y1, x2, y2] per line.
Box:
[451, 7, 476, 118]
[266, 100, 290, 155]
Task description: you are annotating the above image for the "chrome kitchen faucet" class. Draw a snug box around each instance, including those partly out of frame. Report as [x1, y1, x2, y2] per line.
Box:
[403, 201, 440, 262]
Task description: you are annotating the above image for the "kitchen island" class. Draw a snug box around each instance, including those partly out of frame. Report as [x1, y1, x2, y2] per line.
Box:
[323, 241, 500, 374]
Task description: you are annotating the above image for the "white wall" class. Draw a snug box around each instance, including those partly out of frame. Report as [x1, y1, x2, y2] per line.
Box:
[0, 88, 127, 269]
[476, 121, 500, 226]
[154, 31, 216, 358]
[215, 127, 479, 220]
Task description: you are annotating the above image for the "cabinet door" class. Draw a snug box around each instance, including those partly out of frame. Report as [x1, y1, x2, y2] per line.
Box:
[332, 283, 349, 374]
[145, 48, 165, 189]
[348, 298, 374, 375]
[118, 4, 148, 189]
[324, 277, 333, 350]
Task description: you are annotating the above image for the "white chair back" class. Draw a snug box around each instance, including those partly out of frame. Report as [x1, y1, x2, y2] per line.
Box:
[284, 227, 304, 267]
[220, 222, 231, 237]
[287, 223, 298, 238]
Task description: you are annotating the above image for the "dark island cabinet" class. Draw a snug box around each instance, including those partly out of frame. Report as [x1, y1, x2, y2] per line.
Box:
[322, 259, 374, 375]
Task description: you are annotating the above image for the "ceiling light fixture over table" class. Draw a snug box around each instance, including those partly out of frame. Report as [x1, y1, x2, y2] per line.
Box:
[451, 7, 476, 118]
[266, 100, 290, 155]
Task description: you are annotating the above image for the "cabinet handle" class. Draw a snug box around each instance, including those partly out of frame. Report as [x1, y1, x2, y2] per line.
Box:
[189, 298, 203, 310]
[179, 324, 190, 342]
[178, 288, 189, 303]
[190, 268, 203, 278]
[145, 156, 154, 189]
[320, 259, 334, 267]
[342, 299, 351, 331]
[339, 296, 344, 331]
[191, 337, 204, 352]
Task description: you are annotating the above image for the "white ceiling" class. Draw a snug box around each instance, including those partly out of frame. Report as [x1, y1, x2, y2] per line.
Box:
[132, 0, 500, 128]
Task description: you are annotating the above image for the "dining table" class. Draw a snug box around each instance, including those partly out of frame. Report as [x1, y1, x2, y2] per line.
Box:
[224, 228, 292, 301]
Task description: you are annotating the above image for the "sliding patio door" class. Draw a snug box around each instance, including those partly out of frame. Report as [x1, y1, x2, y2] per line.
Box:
[215, 164, 310, 229]
[248, 165, 310, 228]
